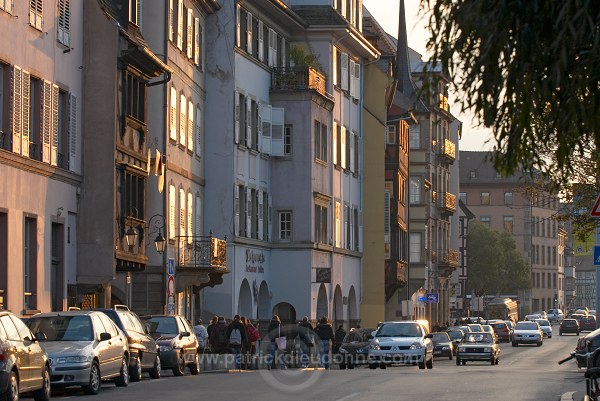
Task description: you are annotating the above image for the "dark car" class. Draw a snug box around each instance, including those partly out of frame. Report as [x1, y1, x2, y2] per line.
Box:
[431, 332, 454, 360]
[95, 306, 161, 381]
[0, 311, 51, 401]
[338, 328, 374, 369]
[580, 315, 597, 332]
[560, 318, 580, 336]
[141, 314, 200, 376]
[445, 329, 464, 354]
[575, 328, 600, 368]
[490, 322, 512, 343]
[456, 332, 500, 366]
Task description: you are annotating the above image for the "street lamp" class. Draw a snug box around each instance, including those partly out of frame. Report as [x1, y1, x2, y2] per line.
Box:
[125, 226, 138, 248]
[154, 232, 166, 254]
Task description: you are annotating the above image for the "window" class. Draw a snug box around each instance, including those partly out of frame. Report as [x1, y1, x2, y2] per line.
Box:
[57, 89, 69, 169]
[0, 64, 4, 147]
[129, 0, 141, 26]
[353, 208, 359, 250]
[541, 272, 545, 288]
[279, 211, 291, 241]
[336, 124, 342, 166]
[0, 0, 13, 14]
[169, 87, 177, 140]
[27, 75, 41, 161]
[353, 134, 359, 174]
[238, 185, 246, 236]
[57, 0, 70, 46]
[251, 188, 258, 239]
[186, 8, 193, 59]
[459, 192, 466, 204]
[553, 246, 557, 265]
[409, 125, 420, 148]
[24, 216, 37, 311]
[410, 233, 421, 263]
[504, 192, 513, 205]
[553, 273, 557, 289]
[480, 216, 490, 227]
[262, 191, 269, 240]
[314, 204, 328, 244]
[194, 17, 202, 67]
[335, 202, 341, 247]
[123, 71, 146, 123]
[470, 170, 477, 179]
[179, 188, 186, 237]
[409, 177, 421, 204]
[120, 170, 145, 219]
[345, 129, 351, 171]
[179, 93, 187, 146]
[187, 193, 193, 243]
[169, 185, 176, 239]
[284, 124, 292, 156]
[177, 0, 183, 50]
[503, 216, 513, 233]
[541, 245, 545, 264]
[386, 124, 396, 144]
[481, 192, 490, 205]
[195, 106, 202, 157]
[30, 0, 43, 30]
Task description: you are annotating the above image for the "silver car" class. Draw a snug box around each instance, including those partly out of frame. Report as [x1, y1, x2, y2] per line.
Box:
[26, 311, 129, 395]
[367, 321, 434, 370]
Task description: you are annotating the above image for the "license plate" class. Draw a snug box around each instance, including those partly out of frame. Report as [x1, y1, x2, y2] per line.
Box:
[434, 351, 441, 355]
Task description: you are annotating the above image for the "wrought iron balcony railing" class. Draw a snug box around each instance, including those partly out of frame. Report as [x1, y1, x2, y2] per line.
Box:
[271, 67, 330, 99]
[175, 235, 227, 270]
[437, 248, 460, 275]
[433, 191, 456, 214]
[441, 138, 456, 161]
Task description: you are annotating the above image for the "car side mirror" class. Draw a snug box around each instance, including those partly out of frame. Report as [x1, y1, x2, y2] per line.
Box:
[34, 331, 46, 341]
[367, 334, 373, 340]
[180, 331, 190, 338]
[425, 333, 433, 339]
[100, 332, 111, 341]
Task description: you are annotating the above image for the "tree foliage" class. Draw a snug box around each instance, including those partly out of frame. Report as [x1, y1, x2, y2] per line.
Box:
[467, 221, 530, 296]
[421, 0, 600, 183]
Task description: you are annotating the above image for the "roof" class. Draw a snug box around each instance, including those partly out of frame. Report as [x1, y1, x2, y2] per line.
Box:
[292, 5, 347, 26]
[459, 151, 535, 185]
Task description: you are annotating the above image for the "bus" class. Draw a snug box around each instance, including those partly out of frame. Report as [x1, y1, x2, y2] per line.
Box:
[484, 298, 519, 322]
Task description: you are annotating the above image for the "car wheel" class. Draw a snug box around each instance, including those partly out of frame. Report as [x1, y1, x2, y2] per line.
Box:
[348, 363, 354, 369]
[115, 356, 130, 387]
[0, 370, 18, 401]
[33, 366, 51, 401]
[379, 363, 386, 369]
[461, 360, 466, 366]
[369, 364, 377, 370]
[426, 356, 433, 369]
[130, 356, 142, 382]
[418, 359, 426, 370]
[83, 361, 101, 395]
[456, 357, 460, 366]
[537, 341, 541, 347]
[490, 356, 495, 366]
[173, 352, 186, 376]
[149, 354, 161, 379]
[189, 352, 200, 375]
[512, 342, 517, 347]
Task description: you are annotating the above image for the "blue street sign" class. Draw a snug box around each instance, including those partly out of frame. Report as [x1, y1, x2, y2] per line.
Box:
[594, 246, 600, 266]
[418, 295, 427, 302]
[426, 293, 439, 303]
[168, 258, 175, 275]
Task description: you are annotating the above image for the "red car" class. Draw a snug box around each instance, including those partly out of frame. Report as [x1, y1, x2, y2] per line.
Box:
[490, 322, 512, 343]
[580, 315, 597, 332]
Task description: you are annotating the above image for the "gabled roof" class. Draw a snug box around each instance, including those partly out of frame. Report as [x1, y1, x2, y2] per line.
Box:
[293, 5, 347, 26]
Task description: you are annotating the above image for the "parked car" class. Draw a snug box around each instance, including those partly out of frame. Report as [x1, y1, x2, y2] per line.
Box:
[490, 321, 512, 343]
[338, 328, 374, 369]
[26, 310, 129, 395]
[367, 321, 433, 370]
[431, 332, 454, 360]
[575, 328, 600, 367]
[512, 321, 543, 347]
[141, 314, 200, 376]
[580, 315, 598, 332]
[547, 308, 564, 323]
[534, 319, 553, 338]
[456, 332, 500, 366]
[95, 306, 161, 381]
[0, 310, 51, 401]
[559, 318, 580, 336]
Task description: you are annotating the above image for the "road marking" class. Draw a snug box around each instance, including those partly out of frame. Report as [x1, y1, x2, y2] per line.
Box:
[336, 392, 360, 401]
[560, 391, 575, 401]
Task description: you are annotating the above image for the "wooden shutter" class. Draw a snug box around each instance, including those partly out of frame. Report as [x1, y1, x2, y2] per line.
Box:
[179, 188, 186, 237]
[234, 185, 239, 236]
[332, 47, 337, 86]
[168, 0, 173, 41]
[341, 53, 348, 91]
[245, 97, 251, 147]
[187, 9, 193, 59]
[42, 80, 52, 162]
[349, 60, 355, 97]
[234, 92, 239, 143]
[4, 0, 13, 13]
[235, 5, 241, 47]
[332, 121, 337, 165]
[246, 13, 252, 54]
[187, 100, 193, 152]
[169, 87, 177, 140]
[11, 66, 22, 155]
[57, 0, 70, 46]
[260, 104, 271, 155]
[353, 62, 360, 99]
[281, 37, 286, 67]
[357, 0, 363, 31]
[195, 195, 202, 235]
[340, 126, 346, 169]
[195, 106, 201, 157]
[21, 71, 30, 157]
[194, 17, 200, 66]
[350, 131, 354, 172]
[271, 107, 284, 156]
[258, 21, 264, 62]
[177, 0, 183, 50]
[179, 94, 186, 146]
[187, 193, 193, 244]
[136, 0, 142, 27]
[246, 187, 251, 238]
[335, 201, 341, 247]
[51, 84, 59, 166]
[258, 189, 263, 240]
[30, 0, 43, 30]
[169, 185, 176, 239]
[267, 28, 274, 67]
[69, 94, 77, 171]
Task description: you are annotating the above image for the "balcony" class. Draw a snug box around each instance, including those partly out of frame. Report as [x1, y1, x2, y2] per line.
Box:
[438, 138, 456, 163]
[433, 191, 456, 215]
[437, 248, 460, 276]
[385, 259, 408, 302]
[174, 235, 227, 292]
[271, 66, 331, 100]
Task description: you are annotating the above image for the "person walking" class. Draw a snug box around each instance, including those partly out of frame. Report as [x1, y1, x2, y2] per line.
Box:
[297, 317, 314, 368]
[208, 317, 229, 354]
[334, 324, 346, 354]
[245, 317, 260, 368]
[315, 316, 334, 369]
[226, 315, 248, 370]
[193, 319, 209, 353]
[267, 315, 286, 369]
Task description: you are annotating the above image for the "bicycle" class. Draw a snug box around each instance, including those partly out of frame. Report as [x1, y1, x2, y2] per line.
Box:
[559, 350, 600, 401]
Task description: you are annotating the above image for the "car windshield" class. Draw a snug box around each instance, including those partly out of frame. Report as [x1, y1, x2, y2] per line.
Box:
[464, 333, 493, 343]
[144, 317, 179, 335]
[27, 315, 93, 341]
[492, 323, 507, 329]
[432, 333, 450, 342]
[343, 331, 365, 342]
[376, 323, 422, 337]
[516, 322, 538, 330]
[447, 331, 463, 340]
[535, 319, 550, 326]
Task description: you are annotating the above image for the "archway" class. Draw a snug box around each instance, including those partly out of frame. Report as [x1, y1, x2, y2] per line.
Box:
[272, 302, 296, 324]
[257, 281, 270, 319]
[237, 279, 253, 317]
[316, 284, 328, 320]
[348, 286, 358, 328]
[333, 285, 343, 329]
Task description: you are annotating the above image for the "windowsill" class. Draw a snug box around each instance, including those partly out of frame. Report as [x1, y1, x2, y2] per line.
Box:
[315, 159, 327, 167]
[334, 165, 341, 171]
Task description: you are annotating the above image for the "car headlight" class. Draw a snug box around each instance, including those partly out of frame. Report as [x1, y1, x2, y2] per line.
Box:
[483, 347, 490, 352]
[410, 342, 423, 350]
[159, 345, 173, 352]
[442, 346, 449, 350]
[55, 355, 92, 364]
[458, 347, 465, 353]
[369, 343, 380, 350]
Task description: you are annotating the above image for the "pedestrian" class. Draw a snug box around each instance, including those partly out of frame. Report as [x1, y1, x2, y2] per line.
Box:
[193, 319, 209, 353]
[297, 316, 315, 368]
[314, 316, 334, 369]
[226, 315, 248, 370]
[244, 317, 260, 369]
[206, 315, 219, 345]
[334, 324, 346, 354]
[208, 316, 229, 354]
[267, 315, 286, 369]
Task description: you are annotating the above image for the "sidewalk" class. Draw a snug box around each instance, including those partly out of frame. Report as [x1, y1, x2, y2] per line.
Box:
[199, 353, 322, 373]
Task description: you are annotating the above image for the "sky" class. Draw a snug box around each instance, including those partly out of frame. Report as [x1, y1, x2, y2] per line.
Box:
[362, 0, 494, 152]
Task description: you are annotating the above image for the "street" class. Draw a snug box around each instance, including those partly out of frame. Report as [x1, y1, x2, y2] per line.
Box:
[41, 331, 589, 401]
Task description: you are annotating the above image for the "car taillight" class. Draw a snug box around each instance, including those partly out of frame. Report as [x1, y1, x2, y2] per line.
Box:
[0, 344, 5, 361]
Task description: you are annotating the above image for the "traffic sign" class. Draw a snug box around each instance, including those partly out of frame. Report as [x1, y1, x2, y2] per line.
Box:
[595, 246, 600, 266]
[591, 194, 600, 217]
[168, 258, 175, 275]
[426, 293, 439, 303]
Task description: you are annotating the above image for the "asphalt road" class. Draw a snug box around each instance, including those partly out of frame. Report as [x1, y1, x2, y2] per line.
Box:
[45, 331, 588, 401]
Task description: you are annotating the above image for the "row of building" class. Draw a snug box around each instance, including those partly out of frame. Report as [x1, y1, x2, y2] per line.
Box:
[0, 0, 577, 328]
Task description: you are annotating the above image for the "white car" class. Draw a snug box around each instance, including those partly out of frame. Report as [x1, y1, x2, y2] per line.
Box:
[534, 319, 553, 338]
[547, 309, 564, 323]
[368, 321, 434, 370]
[512, 321, 543, 347]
